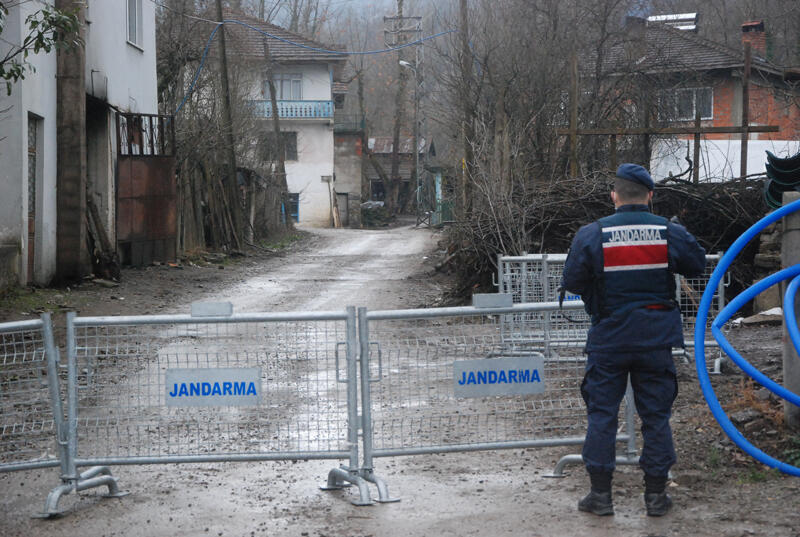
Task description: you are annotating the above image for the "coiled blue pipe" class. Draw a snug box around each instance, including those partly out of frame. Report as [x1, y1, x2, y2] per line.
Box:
[695, 198, 800, 476]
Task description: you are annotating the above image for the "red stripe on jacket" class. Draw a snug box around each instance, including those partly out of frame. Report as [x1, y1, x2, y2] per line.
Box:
[604, 244, 668, 268]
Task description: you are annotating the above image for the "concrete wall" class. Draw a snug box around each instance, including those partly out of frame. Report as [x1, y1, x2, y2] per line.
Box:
[651, 138, 800, 182]
[334, 133, 363, 227]
[0, 1, 59, 286]
[286, 124, 335, 226]
[84, 0, 158, 113]
[84, 0, 159, 238]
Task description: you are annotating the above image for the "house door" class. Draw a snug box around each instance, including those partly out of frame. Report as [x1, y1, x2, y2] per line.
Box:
[26, 116, 38, 284]
[337, 193, 349, 227]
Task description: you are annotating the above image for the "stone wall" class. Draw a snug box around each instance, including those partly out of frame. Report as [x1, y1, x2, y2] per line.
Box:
[753, 221, 782, 312]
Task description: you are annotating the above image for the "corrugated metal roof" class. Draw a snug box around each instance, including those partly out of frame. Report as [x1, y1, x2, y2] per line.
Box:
[368, 136, 428, 154]
[224, 12, 348, 63]
[583, 21, 783, 78]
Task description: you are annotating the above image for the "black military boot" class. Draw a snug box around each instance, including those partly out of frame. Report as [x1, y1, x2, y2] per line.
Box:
[643, 473, 672, 516]
[644, 491, 672, 516]
[578, 471, 614, 516]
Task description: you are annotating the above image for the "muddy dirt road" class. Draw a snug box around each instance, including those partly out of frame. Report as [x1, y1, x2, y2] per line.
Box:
[2, 224, 799, 537]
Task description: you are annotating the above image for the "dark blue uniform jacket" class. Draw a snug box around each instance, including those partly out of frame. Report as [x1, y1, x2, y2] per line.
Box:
[561, 205, 706, 352]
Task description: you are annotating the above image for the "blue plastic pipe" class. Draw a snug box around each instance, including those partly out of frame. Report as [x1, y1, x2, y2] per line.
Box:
[711, 265, 800, 407]
[695, 197, 800, 476]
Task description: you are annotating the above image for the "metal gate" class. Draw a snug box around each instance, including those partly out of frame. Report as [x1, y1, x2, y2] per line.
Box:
[357, 302, 638, 501]
[115, 112, 177, 266]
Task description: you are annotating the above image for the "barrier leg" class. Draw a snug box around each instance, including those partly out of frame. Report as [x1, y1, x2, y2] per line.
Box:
[543, 454, 640, 478]
[34, 466, 127, 518]
[361, 468, 400, 503]
[321, 466, 373, 506]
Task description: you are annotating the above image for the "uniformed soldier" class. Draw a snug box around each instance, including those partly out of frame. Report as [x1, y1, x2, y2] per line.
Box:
[561, 163, 706, 517]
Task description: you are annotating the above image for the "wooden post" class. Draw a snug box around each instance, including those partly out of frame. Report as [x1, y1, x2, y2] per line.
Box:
[214, 0, 241, 250]
[782, 191, 800, 430]
[693, 108, 701, 184]
[569, 53, 578, 177]
[740, 42, 751, 184]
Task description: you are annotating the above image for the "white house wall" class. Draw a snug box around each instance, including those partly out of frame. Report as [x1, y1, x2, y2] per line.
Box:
[651, 138, 800, 182]
[286, 124, 335, 226]
[244, 62, 338, 227]
[84, 0, 158, 113]
[84, 0, 158, 242]
[0, 1, 58, 286]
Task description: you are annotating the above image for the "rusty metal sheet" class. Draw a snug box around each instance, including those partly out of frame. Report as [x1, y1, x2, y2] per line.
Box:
[116, 155, 177, 266]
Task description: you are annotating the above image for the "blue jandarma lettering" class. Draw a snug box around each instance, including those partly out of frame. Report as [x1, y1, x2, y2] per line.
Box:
[458, 369, 541, 385]
[168, 382, 257, 398]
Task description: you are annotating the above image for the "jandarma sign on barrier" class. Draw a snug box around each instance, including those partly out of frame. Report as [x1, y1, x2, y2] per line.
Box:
[453, 355, 545, 398]
[165, 368, 261, 406]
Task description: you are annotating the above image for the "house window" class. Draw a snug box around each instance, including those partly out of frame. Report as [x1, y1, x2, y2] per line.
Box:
[260, 131, 298, 162]
[269, 74, 302, 100]
[658, 87, 713, 121]
[283, 132, 298, 161]
[127, 0, 143, 47]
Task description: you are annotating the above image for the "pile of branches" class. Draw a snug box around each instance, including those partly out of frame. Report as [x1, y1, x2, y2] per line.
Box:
[445, 173, 768, 301]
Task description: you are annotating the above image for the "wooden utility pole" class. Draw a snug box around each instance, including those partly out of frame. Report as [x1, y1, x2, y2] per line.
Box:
[740, 42, 751, 184]
[215, 0, 241, 250]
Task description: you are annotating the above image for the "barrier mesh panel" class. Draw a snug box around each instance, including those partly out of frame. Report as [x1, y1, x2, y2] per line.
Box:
[681, 255, 721, 345]
[366, 314, 630, 452]
[0, 322, 59, 471]
[498, 254, 724, 350]
[72, 319, 351, 462]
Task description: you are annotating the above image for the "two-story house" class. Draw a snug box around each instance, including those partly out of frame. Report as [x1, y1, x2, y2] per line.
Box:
[0, 0, 160, 287]
[229, 16, 350, 227]
[593, 14, 800, 181]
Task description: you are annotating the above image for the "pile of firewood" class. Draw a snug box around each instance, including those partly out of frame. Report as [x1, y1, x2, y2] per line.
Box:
[443, 174, 768, 305]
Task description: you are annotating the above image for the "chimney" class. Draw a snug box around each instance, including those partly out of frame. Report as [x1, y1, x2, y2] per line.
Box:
[624, 16, 647, 61]
[741, 20, 767, 59]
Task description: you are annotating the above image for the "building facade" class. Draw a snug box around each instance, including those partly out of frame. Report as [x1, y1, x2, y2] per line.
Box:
[232, 17, 351, 227]
[0, 0, 158, 287]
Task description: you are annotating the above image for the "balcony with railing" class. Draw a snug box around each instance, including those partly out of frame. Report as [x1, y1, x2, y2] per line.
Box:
[249, 100, 334, 120]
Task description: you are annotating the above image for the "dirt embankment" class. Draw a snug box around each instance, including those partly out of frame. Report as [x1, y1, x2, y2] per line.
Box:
[1, 224, 799, 537]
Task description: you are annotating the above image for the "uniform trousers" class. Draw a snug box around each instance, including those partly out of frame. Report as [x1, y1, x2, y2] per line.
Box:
[580, 348, 678, 477]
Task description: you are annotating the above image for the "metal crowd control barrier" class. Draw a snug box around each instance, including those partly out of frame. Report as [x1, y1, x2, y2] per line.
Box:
[38, 304, 372, 516]
[0, 315, 63, 474]
[0, 315, 106, 518]
[497, 252, 728, 371]
[357, 301, 639, 500]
